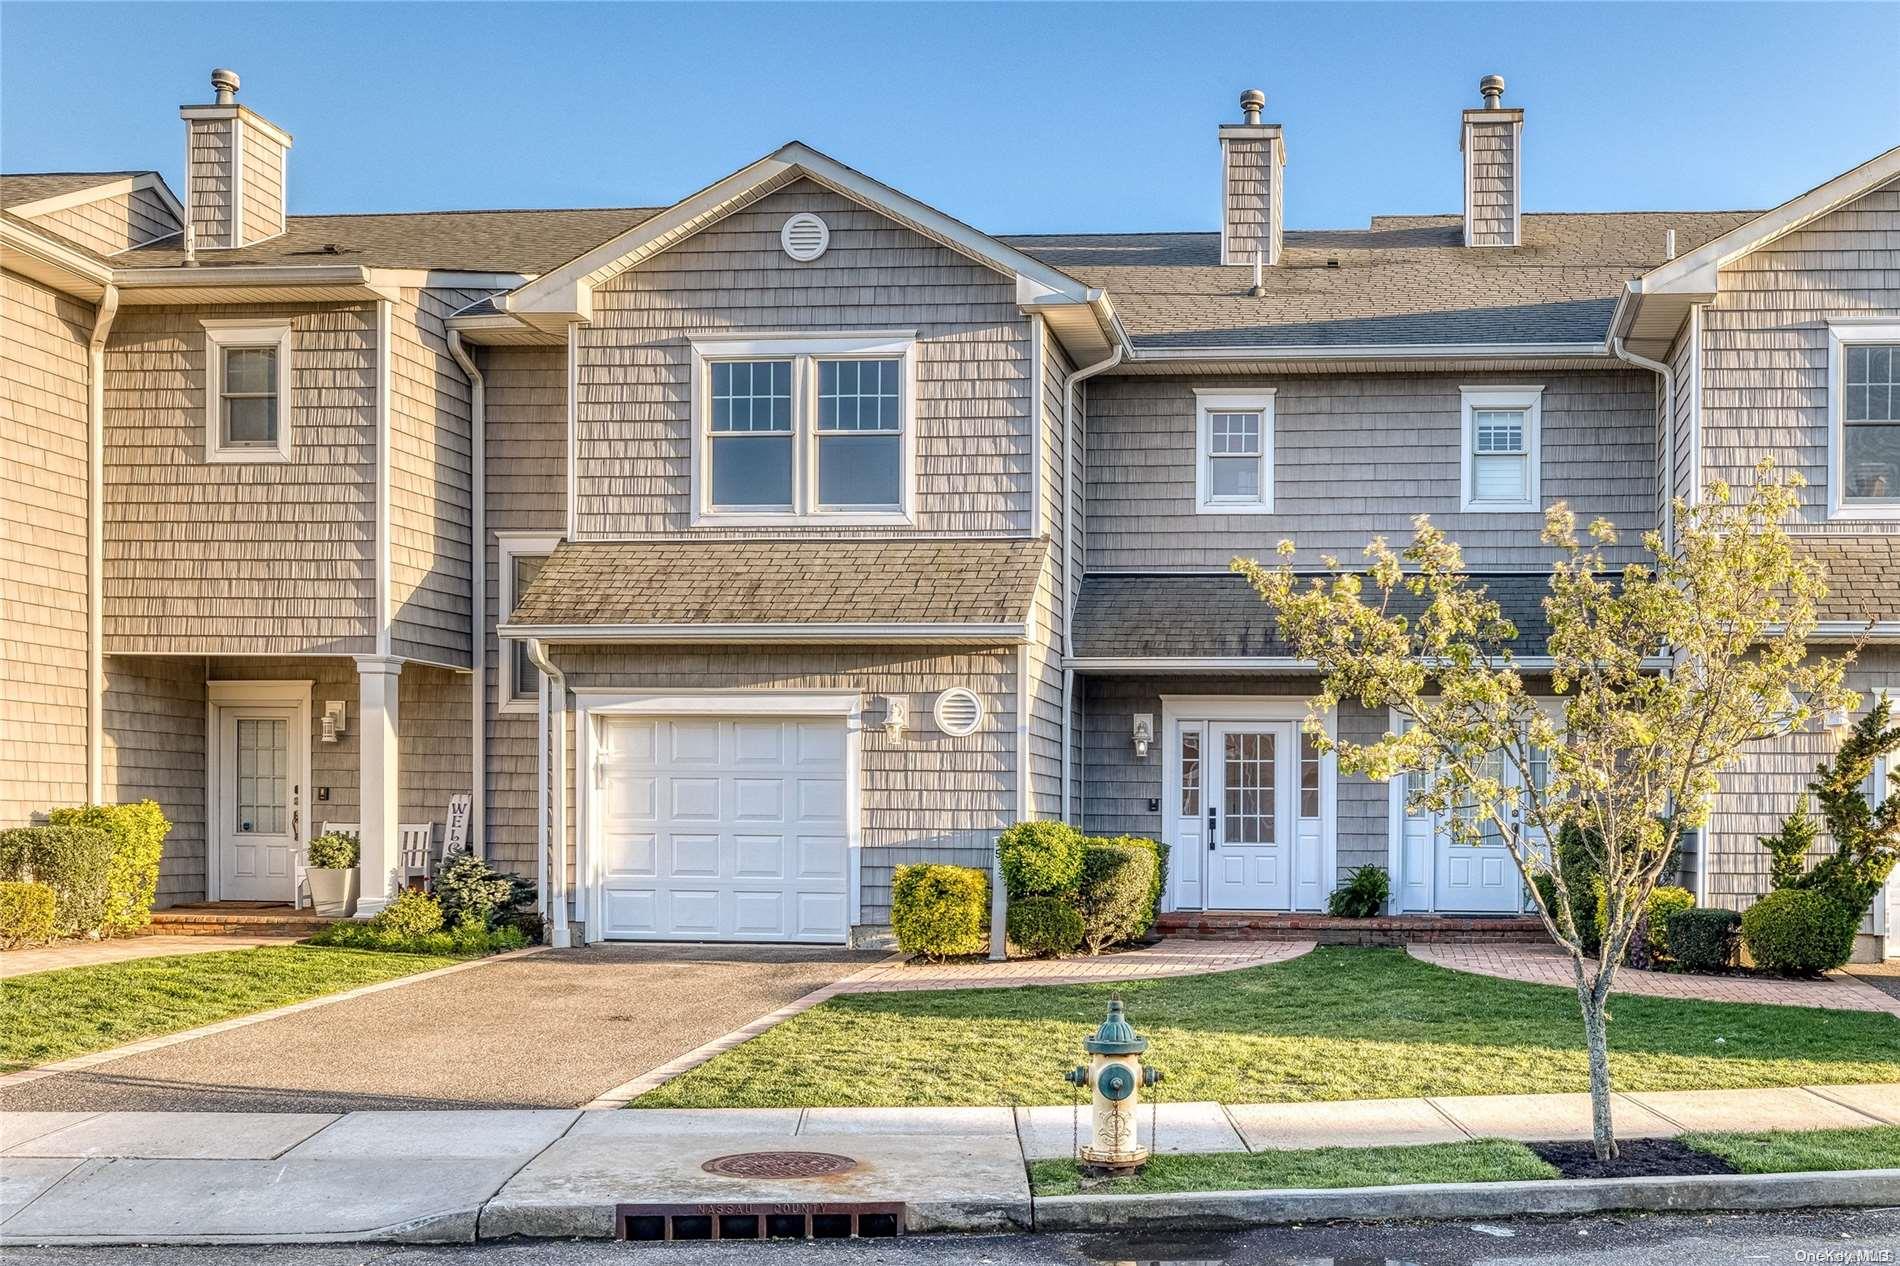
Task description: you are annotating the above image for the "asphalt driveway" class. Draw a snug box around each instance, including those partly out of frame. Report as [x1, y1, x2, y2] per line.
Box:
[0, 944, 882, 1113]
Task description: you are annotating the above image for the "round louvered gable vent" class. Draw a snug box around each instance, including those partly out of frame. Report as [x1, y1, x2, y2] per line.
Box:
[933, 688, 984, 737]
[780, 213, 830, 262]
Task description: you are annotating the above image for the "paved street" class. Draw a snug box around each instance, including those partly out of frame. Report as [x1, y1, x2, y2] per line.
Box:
[3, 1207, 1898, 1265]
[0, 944, 882, 1113]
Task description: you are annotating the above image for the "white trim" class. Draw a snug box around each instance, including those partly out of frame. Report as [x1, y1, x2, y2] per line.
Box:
[498, 533, 564, 715]
[179, 104, 293, 149]
[1459, 385, 1543, 512]
[229, 114, 245, 249]
[573, 688, 864, 943]
[500, 621, 1027, 645]
[1193, 388, 1276, 514]
[1028, 314, 1045, 540]
[201, 319, 293, 463]
[1687, 303, 1705, 510]
[686, 333, 919, 528]
[937, 685, 987, 738]
[565, 322, 579, 540]
[1461, 120, 1474, 248]
[6, 172, 184, 224]
[1068, 655, 1676, 672]
[1132, 342, 1607, 362]
[204, 679, 313, 904]
[86, 286, 119, 801]
[1825, 320, 1900, 521]
[374, 300, 393, 656]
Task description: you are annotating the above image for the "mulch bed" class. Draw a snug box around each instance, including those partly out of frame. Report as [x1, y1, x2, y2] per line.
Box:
[1530, 1138, 1739, 1180]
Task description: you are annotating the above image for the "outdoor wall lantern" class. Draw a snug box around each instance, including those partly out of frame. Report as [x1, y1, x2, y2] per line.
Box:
[321, 700, 347, 742]
[1131, 713, 1154, 759]
[880, 695, 909, 743]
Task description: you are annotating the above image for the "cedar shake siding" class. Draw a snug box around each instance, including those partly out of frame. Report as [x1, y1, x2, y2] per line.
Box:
[102, 655, 206, 904]
[186, 116, 234, 247]
[1, 270, 93, 824]
[1462, 116, 1520, 246]
[238, 121, 287, 245]
[29, 185, 179, 255]
[575, 180, 1034, 538]
[1085, 370, 1658, 572]
[1701, 177, 1900, 529]
[102, 303, 379, 654]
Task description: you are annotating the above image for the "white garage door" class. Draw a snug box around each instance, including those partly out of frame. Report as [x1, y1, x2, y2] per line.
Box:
[594, 715, 851, 942]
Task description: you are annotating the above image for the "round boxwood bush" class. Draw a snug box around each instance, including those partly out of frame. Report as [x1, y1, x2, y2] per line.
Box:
[1665, 906, 1741, 973]
[890, 863, 988, 961]
[1077, 841, 1158, 954]
[373, 889, 446, 939]
[1007, 895, 1084, 958]
[1741, 889, 1860, 976]
[0, 825, 116, 938]
[996, 821, 1084, 900]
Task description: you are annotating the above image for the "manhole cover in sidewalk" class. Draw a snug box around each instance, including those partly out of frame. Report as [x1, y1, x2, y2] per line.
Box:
[701, 1151, 858, 1179]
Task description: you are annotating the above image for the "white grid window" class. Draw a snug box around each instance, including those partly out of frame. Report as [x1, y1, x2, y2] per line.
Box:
[709, 360, 795, 509]
[498, 533, 562, 714]
[1194, 390, 1275, 513]
[1839, 338, 1900, 509]
[1460, 387, 1542, 511]
[816, 359, 901, 508]
[203, 320, 293, 463]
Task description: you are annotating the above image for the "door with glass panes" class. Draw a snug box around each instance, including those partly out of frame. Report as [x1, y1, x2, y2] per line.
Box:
[215, 707, 303, 902]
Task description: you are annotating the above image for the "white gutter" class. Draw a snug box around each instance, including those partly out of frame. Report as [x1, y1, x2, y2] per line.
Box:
[1129, 340, 1609, 362]
[85, 284, 120, 802]
[447, 331, 486, 856]
[524, 636, 572, 948]
[1611, 336, 1676, 554]
[1065, 655, 1677, 672]
[497, 622, 1028, 645]
[1059, 341, 1125, 821]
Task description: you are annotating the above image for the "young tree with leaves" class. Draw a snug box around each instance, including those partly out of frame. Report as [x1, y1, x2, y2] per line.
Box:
[1235, 464, 1853, 1160]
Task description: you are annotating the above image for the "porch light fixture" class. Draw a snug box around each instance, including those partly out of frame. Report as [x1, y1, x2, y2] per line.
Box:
[1131, 713, 1154, 760]
[1825, 706, 1852, 733]
[321, 700, 346, 742]
[880, 695, 909, 743]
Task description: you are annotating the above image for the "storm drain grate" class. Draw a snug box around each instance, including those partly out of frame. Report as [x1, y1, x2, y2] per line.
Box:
[701, 1150, 858, 1179]
[615, 1201, 904, 1241]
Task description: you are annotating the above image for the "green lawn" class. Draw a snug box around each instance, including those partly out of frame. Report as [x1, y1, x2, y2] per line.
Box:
[1, 945, 459, 1072]
[634, 945, 1900, 1108]
[1686, 1126, 1900, 1174]
[1029, 1140, 1556, 1196]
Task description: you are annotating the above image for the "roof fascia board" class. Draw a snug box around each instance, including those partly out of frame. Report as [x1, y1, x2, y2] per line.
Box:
[8, 172, 185, 226]
[113, 263, 376, 289]
[1066, 654, 1675, 671]
[499, 621, 1028, 645]
[366, 268, 533, 290]
[0, 217, 114, 284]
[1130, 340, 1611, 362]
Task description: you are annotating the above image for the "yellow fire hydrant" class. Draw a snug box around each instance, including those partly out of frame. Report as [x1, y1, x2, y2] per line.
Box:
[1064, 999, 1163, 1174]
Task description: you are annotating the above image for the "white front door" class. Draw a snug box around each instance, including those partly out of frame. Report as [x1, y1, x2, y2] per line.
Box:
[215, 707, 303, 902]
[594, 715, 851, 943]
[1432, 749, 1533, 914]
[1205, 722, 1295, 911]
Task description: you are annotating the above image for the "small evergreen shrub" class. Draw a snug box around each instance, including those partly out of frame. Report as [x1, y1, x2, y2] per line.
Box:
[1076, 841, 1158, 954]
[1741, 889, 1861, 976]
[0, 825, 115, 938]
[1595, 883, 1696, 964]
[0, 881, 57, 949]
[47, 801, 169, 935]
[997, 821, 1085, 900]
[308, 916, 526, 957]
[306, 830, 360, 870]
[1327, 864, 1391, 918]
[1665, 906, 1741, 973]
[1085, 835, 1169, 936]
[1008, 895, 1084, 958]
[890, 864, 988, 961]
[432, 852, 517, 929]
[373, 889, 445, 939]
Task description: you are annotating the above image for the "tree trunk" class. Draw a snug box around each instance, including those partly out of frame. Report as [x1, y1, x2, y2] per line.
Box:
[1578, 989, 1618, 1160]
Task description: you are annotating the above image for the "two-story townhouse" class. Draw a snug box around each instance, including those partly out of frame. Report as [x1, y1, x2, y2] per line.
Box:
[3, 71, 1895, 957]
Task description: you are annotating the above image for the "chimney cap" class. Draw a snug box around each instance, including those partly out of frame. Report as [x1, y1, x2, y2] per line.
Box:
[1239, 88, 1266, 125]
[1478, 74, 1505, 108]
[210, 68, 240, 105]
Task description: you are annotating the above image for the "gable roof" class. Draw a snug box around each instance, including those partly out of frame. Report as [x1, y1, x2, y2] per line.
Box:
[1, 171, 153, 210]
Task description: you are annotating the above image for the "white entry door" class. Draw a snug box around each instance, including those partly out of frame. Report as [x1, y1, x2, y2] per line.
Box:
[1205, 722, 1295, 910]
[215, 707, 303, 902]
[594, 715, 851, 943]
[1432, 749, 1534, 914]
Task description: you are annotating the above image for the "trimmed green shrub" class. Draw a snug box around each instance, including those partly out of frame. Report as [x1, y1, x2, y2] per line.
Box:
[373, 889, 445, 939]
[0, 881, 57, 949]
[890, 864, 988, 961]
[432, 852, 517, 929]
[1077, 841, 1158, 954]
[1328, 864, 1391, 918]
[997, 821, 1085, 900]
[0, 825, 115, 938]
[306, 830, 360, 870]
[1008, 895, 1084, 958]
[1084, 835, 1169, 936]
[308, 917, 526, 957]
[1666, 906, 1741, 973]
[1741, 889, 1861, 977]
[1594, 883, 1696, 964]
[47, 801, 169, 935]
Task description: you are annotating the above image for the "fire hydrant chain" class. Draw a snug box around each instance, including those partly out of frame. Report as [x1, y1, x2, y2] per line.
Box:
[1062, 998, 1164, 1177]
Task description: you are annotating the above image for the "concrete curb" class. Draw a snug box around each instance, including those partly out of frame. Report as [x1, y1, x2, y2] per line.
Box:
[1032, 1168, 1900, 1231]
[0, 1205, 482, 1248]
[0, 946, 549, 1091]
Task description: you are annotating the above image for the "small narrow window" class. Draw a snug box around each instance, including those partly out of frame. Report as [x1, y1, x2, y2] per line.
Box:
[497, 533, 562, 713]
[1180, 728, 1201, 817]
[1299, 730, 1321, 818]
[1194, 390, 1275, 513]
[1460, 387, 1542, 511]
[1833, 331, 1900, 513]
[708, 360, 794, 509]
[509, 554, 545, 703]
[203, 320, 292, 462]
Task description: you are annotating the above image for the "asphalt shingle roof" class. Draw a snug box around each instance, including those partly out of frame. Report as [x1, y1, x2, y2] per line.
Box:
[1073, 572, 1559, 659]
[0, 171, 152, 209]
[1806, 537, 1900, 623]
[510, 538, 1049, 628]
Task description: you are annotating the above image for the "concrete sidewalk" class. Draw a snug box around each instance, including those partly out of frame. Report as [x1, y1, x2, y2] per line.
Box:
[2, 1082, 1894, 1245]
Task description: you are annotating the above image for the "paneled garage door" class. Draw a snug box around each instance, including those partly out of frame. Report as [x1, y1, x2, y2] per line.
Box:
[594, 715, 851, 942]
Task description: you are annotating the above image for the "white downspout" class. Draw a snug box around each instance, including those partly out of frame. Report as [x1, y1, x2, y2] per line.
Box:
[1611, 336, 1676, 556]
[1059, 342, 1124, 823]
[447, 331, 486, 855]
[524, 637, 571, 947]
[86, 284, 120, 803]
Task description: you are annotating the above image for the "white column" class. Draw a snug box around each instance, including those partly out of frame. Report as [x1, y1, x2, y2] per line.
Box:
[354, 654, 403, 917]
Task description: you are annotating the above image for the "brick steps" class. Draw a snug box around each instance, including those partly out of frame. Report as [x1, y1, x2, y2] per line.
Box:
[1158, 912, 1548, 946]
[140, 906, 334, 938]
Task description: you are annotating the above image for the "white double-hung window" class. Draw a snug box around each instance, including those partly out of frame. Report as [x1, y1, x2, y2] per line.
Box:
[203, 319, 293, 462]
[1193, 389, 1275, 513]
[691, 333, 917, 525]
[1828, 322, 1900, 519]
[1460, 386, 1542, 512]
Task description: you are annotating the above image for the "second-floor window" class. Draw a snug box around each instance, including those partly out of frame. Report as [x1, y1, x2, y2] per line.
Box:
[203, 319, 293, 463]
[691, 334, 917, 525]
[1460, 386, 1543, 512]
[1831, 323, 1900, 517]
[498, 532, 561, 712]
[1193, 389, 1276, 513]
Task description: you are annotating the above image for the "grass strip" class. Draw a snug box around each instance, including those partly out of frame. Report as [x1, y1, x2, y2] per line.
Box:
[1682, 1125, 1900, 1174]
[1029, 1139, 1557, 1196]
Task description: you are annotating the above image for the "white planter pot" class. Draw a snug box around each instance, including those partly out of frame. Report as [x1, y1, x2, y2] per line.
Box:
[308, 868, 359, 918]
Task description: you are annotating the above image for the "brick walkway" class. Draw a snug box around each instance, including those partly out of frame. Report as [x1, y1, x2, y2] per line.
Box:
[1412, 943, 1900, 1016]
[836, 938, 1312, 993]
[0, 935, 301, 981]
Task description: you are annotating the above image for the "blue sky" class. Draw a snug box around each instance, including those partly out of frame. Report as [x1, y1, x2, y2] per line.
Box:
[4, 2, 1895, 233]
